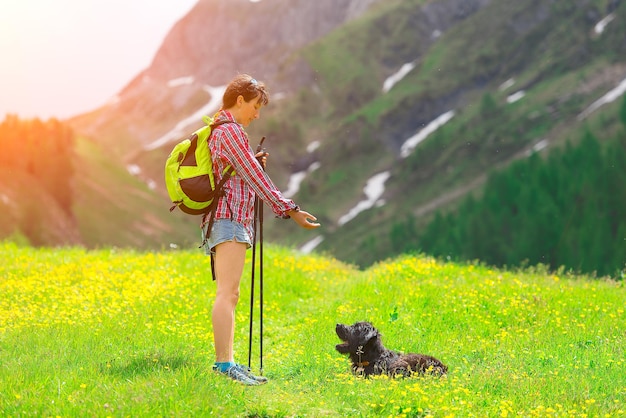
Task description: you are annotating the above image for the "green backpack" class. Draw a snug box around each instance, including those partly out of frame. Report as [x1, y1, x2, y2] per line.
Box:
[165, 115, 234, 215]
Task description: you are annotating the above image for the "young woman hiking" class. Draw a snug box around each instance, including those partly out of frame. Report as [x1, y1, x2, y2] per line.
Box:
[203, 74, 320, 385]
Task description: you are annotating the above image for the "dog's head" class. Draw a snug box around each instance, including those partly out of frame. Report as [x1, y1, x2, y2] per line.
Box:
[335, 321, 380, 355]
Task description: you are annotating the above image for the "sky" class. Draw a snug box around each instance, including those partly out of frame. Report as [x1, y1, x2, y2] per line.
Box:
[0, 0, 198, 120]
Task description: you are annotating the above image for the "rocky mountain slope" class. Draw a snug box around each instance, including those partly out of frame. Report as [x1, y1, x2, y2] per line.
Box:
[61, 0, 625, 266]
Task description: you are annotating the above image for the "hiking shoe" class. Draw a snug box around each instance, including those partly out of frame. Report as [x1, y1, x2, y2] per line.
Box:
[235, 364, 268, 384]
[213, 364, 260, 386]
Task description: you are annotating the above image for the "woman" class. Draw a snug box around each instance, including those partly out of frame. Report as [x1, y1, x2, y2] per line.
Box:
[204, 74, 320, 385]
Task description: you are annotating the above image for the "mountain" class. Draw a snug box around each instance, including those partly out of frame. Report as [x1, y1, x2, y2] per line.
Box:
[18, 0, 626, 266]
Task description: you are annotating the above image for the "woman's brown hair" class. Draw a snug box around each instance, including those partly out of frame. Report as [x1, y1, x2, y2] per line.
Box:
[222, 74, 270, 109]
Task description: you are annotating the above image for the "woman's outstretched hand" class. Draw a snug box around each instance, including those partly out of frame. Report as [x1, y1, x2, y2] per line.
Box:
[288, 209, 321, 229]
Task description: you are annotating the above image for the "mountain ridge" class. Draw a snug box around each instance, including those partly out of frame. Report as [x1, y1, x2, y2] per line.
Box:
[4, 0, 624, 269]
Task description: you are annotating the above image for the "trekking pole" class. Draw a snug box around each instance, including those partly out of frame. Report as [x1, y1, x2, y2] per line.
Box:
[258, 188, 264, 375]
[248, 196, 258, 369]
[256, 137, 266, 376]
[248, 137, 266, 372]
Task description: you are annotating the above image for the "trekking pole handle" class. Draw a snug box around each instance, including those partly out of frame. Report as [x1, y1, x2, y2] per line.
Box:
[256, 136, 266, 153]
[255, 137, 267, 169]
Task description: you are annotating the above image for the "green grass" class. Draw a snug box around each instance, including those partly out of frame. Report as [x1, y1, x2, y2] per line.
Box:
[1, 241, 625, 417]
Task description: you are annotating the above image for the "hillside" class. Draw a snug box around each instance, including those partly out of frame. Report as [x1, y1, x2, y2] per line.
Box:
[290, 0, 626, 266]
[0, 134, 202, 249]
[0, 167, 81, 246]
[71, 136, 200, 249]
[9, 0, 622, 269]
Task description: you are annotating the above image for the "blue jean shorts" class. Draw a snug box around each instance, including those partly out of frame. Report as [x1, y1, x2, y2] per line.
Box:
[202, 219, 253, 255]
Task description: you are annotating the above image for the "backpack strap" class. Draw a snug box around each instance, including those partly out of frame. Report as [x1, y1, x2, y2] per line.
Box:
[200, 168, 236, 281]
[200, 120, 236, 281]
[208, 118, 237, 179]
[209, 118, 233, 130]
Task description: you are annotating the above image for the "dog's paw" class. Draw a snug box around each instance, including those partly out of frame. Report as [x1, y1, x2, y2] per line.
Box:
[427, 364, 448, 376]
[351, 365, 368, 378]
[389, 367, 411, 378]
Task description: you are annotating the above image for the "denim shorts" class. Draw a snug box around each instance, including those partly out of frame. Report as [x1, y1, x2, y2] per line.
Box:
[202, 219, 253, 255]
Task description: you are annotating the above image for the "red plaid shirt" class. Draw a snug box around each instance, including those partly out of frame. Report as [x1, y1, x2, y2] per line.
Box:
[207, 110, 297, 232]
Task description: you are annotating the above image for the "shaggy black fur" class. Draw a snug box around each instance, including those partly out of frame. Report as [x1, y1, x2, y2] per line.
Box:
[335, 321, 447, 377]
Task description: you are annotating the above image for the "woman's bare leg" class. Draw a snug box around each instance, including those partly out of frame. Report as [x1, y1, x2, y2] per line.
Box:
[212, 240, 247, 363]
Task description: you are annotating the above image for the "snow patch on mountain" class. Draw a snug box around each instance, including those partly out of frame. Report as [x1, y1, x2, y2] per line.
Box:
[594, 13, 615, 35]
[578, 77, 626, 120]
[383, 62, 416, 93]
[507, 91, 525, 104]
[400, 111, 455, 158]
[144, 84, 226, 151]
[283, 162, 321, 198]
[167, 76, 195, 87]
[299, 235, 324, 254]
[337, 171, 391, 226]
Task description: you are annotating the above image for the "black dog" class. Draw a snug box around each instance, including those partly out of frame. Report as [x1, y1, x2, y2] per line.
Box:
[335, 321, 447, 377]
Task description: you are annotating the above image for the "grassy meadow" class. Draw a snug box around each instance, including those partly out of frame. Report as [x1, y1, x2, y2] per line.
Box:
[0, 241, 624, 417]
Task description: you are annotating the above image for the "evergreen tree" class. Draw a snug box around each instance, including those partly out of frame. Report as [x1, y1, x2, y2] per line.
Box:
[390, 215, 419, 254]
[418, 128, 626, 278]
[0, 116, 75, 213]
